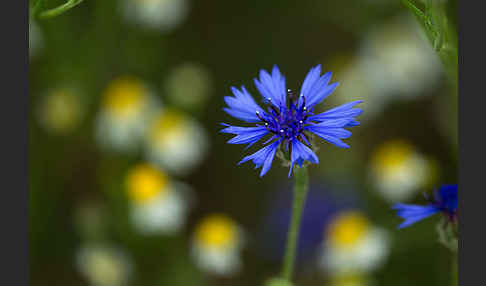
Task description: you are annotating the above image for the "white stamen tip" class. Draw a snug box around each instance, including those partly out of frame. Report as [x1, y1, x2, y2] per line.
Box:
[299, 120, 303, 124]
[256, 111, 259, 114]
[300, 94, 304, 97]
[267, 97, 272, 101]
[280, 129, 284, 133]
[303, 106, 307, 110]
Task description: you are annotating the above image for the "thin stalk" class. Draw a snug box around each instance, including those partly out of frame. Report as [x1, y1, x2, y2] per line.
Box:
[39, 0, 84, 19]
[281, 166, 309, 282]
[30, 0, 43, 20]
[451, 251, 458, 286]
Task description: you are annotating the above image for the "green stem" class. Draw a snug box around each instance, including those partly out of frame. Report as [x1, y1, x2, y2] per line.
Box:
[30, 0, 43, 20]
[451, 251, 458, 286]
[281, 166, 309, 282]
[39, 0, 84, 19]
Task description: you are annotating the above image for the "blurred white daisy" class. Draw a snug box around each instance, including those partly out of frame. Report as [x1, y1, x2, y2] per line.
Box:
[320, 211, 390, 275]
[358, 15, 442, 98]
[164, 63, 213, 111]
[331, 59, 385, 122]
[37, 87, 84, 135]
[191, 214, 244, 276]
[96, 76, 160, 153]
[125, 163, 193, 235]
[145, 109, 209, 175]
[122, 0, 189, 32]
[370, 139, 438, 202]
[76, 243, 133, 286]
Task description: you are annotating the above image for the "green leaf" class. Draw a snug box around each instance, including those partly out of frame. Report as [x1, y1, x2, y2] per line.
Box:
[401, 0, 458, 83]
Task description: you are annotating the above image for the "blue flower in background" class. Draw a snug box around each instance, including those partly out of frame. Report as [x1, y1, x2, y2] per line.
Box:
[257, 183, 358, 264]
[393, 184, 458, 229]
[221, 65, 362, 177]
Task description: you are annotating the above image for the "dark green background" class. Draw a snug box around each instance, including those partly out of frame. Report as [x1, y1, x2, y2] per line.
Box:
[30, 0, 458, 285]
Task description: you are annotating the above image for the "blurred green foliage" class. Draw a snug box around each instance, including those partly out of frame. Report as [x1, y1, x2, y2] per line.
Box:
[402, 0, 457, 82]
[30, 0, 458, 285]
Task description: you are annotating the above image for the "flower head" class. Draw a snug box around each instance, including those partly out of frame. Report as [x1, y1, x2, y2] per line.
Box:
[191, 214, 244, 276]
[96, 76, 160, 152]
[122, 0, 189, 32]
[145, 109, 209, 175]
[392, 184, 458, 229]
[125, 163, 193, 235]
[320, 210, 390, 275]
[221, 65, 362, 177]
[76, 243, 133, 286]
[370, 139, 438, 202]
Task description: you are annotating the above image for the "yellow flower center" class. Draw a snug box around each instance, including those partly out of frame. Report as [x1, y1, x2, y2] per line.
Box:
[125, 164, 169, 204]
[372, 140, 414, 174]
[102, 77, 146, 118]
[327, 212, 369, 249]
[149, 110, 185, 143]
[195, 214, 237, 250]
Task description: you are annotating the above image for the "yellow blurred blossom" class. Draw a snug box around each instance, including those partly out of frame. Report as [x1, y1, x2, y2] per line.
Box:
[370, 139, 438, 202]
[194, 214, 238, 250]
[146, 109, 208, 175]
[103, 77, 146, 119]
[125, 164, 169, 204]
[191, 214, 243, 276]
[321, 210, 389, 275]
[96, 76, 160, 152]
[328, 212, 370, 249]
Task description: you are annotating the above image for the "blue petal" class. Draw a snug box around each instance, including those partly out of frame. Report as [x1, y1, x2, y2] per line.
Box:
[220, 125, 270, 148]
[227, 129, 269, 145]
[305, 120, 354, 148]
[308, 130, 350, 148]
[288, 140, 319, 177]
[437, 184, 458, 213]
[260, 144, 279, 177]
[300, 65, 323, 100]
[345, 120, 360, 127]
[299, 65, 338, 108]
[306, 81, 337, 108]
[309, 118, 354, 128]
[309, 100, 363, 122]
[318, 128, 352, 138]
[392, 203, 440, 229]
[220, 124, 265, 135]
[224, 86, 264, 122]
[254, 65, 287, 107]
[238, 140, 281, 177]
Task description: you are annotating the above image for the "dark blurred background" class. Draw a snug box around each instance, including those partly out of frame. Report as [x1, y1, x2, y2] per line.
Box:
[29, 0, 457, 285]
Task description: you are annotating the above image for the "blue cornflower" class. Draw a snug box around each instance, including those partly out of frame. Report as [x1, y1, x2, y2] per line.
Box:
[392, 184, 458, 229]
[220, 65, 362, 177]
